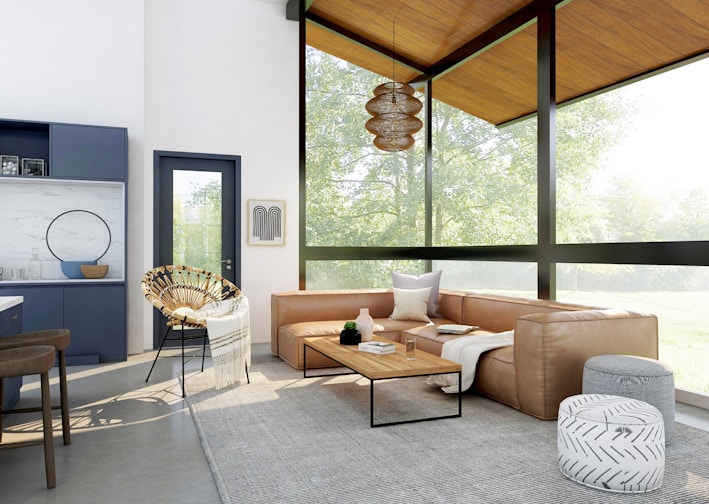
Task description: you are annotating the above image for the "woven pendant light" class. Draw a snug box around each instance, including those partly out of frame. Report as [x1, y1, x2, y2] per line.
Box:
[365, 82, 423, 116]
[365, 23, 422, 152]
[373, 135, 416, 152]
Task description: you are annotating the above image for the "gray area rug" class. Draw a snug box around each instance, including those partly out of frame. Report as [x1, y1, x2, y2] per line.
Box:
[184, 360, 709, 504]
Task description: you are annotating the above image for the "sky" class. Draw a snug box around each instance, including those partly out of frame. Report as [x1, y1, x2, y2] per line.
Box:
[602, 57, 709, 197]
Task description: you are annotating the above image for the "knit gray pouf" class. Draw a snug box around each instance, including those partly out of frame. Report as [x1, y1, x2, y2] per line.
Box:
[582, 355, 675, 443]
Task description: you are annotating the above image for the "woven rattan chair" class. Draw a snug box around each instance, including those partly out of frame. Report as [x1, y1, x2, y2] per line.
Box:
[141, 265, 247, 395]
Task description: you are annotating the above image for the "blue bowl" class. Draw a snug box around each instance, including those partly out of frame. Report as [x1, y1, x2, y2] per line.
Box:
[60, 260, 97, 279]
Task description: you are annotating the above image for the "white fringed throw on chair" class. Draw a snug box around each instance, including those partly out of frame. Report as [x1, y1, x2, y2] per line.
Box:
[185, 296, 251, 389]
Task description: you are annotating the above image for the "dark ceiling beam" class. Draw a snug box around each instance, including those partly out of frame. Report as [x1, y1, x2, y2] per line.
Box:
[304, 12, 430, 74]
[410, 0, 567, 85]
[287, 0, 315, 21]
[286, 0, 299, 21]
[301, 0, 568, 85]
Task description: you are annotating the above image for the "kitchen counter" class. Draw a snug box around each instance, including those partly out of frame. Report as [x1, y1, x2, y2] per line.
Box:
[0, 295, 23, 312]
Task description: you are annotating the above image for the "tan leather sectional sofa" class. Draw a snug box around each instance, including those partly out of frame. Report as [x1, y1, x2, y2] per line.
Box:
[271, 289, 659, 419]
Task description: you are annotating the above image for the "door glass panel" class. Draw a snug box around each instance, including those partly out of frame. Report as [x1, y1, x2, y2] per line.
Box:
[172, 170, 222, 272]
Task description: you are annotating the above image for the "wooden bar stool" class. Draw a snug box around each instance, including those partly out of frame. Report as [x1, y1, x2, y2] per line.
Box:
[0, 345, 57, 489]
[0, 329, 71, 445]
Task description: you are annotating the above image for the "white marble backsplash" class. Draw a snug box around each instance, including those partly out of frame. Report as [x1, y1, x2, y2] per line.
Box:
[0, 178, 124, 280]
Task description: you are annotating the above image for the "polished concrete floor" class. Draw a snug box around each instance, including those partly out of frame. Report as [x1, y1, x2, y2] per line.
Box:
[1, 343, 708, 503]
[0, 343, 281, 504]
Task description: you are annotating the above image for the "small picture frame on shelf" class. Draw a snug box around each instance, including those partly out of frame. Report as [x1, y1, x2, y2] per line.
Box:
[21, 158, 47, 176]
[1, 155, 20, 175]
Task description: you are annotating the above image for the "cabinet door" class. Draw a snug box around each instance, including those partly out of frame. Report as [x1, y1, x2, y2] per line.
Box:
[63, 285, 126, 362]
[0, 287, 63, 333]
[0, 303, 22, 335]
[1, 303, 23, 410]
[50, 124, 126, 180]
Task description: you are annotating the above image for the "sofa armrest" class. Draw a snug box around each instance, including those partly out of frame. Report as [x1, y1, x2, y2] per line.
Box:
[513, 308, 659, 420]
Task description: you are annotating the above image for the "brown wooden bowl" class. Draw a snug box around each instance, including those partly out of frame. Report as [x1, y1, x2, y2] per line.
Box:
[80, 264, 109, 279]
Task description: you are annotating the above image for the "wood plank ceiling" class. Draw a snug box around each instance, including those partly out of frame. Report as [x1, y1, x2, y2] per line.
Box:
[305, 0, 709, 125]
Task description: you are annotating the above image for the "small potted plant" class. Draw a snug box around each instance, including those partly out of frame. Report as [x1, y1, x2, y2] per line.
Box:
[339, 320, 361, 345]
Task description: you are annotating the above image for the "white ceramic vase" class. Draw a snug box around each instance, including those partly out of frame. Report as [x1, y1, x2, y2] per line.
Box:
[356, 308, 374, 342]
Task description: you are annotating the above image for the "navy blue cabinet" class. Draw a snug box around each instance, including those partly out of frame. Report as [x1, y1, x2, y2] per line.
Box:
[50, 124, 127, 180]
[0, 285, 126, 364]
[0, 303, 22, 335]
[0, 120, 49, 164]
[0, 287, 63, 332]
[64, 285, 126, 362]
[0, 119, 127, 180]
[0, 117, 128, 365]
[1, 302, 23, 409]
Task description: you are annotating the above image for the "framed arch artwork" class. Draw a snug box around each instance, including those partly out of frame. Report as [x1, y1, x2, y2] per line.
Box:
[247, 199, 285, 246]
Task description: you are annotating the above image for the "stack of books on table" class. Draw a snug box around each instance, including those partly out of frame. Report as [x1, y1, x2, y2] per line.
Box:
[358, 341, 396, 355]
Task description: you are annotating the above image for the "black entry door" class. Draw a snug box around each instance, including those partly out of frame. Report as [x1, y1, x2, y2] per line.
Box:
[153, 150, 241, 348]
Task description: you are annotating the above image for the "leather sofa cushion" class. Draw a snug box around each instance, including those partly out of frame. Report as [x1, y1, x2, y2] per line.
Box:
[462, 293, 594, 332]
[401, 324, 492, 356]
[474, 346, 518, 409]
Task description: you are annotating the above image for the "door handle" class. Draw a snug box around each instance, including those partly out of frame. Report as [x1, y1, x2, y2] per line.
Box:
[221, 259, 232, 270]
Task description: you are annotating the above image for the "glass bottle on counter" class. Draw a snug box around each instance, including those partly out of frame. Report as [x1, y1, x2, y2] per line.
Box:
[28, 248, 42, 280]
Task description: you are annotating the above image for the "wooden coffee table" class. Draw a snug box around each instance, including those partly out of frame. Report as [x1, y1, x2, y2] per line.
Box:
[303, 336, 462, 427]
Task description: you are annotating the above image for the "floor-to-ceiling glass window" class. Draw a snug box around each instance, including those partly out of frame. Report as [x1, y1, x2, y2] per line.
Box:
[431, 100, 537, 247]
[557, 58, 709, 244]
[305, 47, 426, 287]
[303, 17, 709, 399]
[556, 57, 709, 393]
[557, 264, 709, 394]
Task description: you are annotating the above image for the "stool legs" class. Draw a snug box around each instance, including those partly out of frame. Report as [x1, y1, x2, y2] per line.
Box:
[0, 370, 56, 488]
[40, 370, 56, 489]
[0, 352, 71, 445]
[0, 377, 4, 443]
[58, 350, 70, 445]
[0, 344, 59, 490]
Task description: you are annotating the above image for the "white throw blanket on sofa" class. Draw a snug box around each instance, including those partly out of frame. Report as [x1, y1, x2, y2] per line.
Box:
[184, 296, 251, 390]
[427, 331, 514, 394]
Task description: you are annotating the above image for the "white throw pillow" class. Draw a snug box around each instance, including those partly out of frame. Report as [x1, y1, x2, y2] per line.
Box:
[391, 270, 442, 318]
[389, 287, 432, 322]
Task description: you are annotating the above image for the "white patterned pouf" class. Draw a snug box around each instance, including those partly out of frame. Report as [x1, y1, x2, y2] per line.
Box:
[558, 394, 665, 493]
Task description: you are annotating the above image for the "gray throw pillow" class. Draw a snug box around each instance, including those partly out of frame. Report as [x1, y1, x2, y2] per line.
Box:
[391, 270, 443, 318]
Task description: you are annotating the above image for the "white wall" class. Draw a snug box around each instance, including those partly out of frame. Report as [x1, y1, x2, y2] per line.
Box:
[0, 0, 299, 352]
[0, 0, 146, 354]
[144, 0, 299, 347]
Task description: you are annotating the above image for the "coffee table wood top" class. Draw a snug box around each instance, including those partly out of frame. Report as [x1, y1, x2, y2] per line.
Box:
[304, 336, 461, 380]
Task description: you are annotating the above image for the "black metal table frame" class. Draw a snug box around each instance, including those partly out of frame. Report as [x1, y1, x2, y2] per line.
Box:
[303, 342, 462, 428]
